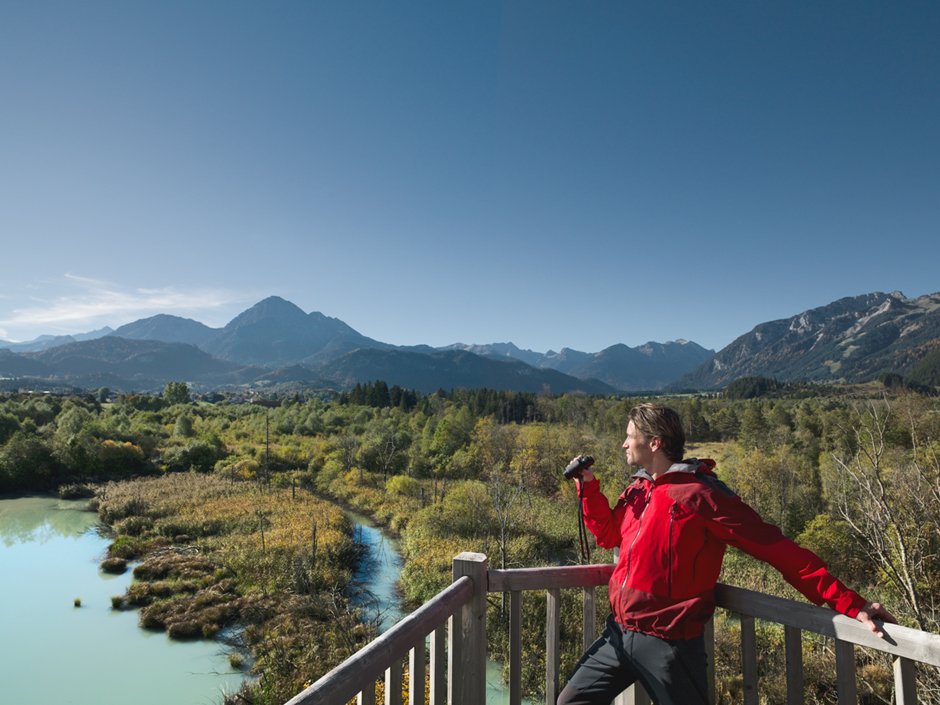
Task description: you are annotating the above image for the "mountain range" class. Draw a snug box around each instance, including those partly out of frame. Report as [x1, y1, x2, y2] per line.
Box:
[2, 291, 938, 394]
[678, 291, 940, 389]
[443, 340, 712, 391]
[0, 296, 709, 394]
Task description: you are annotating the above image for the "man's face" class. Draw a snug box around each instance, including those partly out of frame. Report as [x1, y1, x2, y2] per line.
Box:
[622, 420, 654, 468]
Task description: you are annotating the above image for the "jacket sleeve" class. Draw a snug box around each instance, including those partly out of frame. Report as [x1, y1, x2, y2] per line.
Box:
[578, 477, 627, 550]
[699, 487, 867, 618]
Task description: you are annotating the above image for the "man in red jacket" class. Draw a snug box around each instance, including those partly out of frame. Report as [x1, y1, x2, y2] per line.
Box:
[557, 403, 895, 705]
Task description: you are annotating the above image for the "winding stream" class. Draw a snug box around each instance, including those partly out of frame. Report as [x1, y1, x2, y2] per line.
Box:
[345, 510, 534, 705]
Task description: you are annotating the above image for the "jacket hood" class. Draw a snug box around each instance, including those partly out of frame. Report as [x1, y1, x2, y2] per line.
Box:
[632, 458, 717, 482]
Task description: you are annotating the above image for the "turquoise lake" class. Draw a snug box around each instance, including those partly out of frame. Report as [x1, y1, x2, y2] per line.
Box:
[0, 496, 245, 705]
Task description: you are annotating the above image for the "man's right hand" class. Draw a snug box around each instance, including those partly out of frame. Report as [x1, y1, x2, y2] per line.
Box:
[566, 455, 596, 482]
[578, 468, 595, 483]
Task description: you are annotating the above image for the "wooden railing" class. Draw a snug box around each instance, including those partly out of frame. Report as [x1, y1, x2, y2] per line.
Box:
[288, 552, 940, 705]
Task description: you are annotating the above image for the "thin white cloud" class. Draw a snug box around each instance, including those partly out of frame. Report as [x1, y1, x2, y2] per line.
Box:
[0, 275, 248, 339]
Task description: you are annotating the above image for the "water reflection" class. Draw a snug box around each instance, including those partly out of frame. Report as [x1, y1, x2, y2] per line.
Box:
[0, 495, 99, 546]
[346, 510, 404, 632]
[0, 495, 245, 705]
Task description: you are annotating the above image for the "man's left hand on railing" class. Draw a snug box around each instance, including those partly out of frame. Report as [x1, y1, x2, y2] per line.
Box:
[855, 601, 898, 639]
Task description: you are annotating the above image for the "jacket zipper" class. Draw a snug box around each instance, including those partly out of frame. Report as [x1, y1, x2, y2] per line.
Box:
[621, 486, 653, 590]
[667, 503, 678, 599]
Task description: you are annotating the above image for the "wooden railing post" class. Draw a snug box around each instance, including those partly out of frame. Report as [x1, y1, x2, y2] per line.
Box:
[704, 617, 715, 705]
[546, 588, 561, 704]
[358, 685, 376, 705]
[450, 552, 487, 705]
[510, 591, 522, 705]
[409, 641, 426, 705]
[834, 640, 856, 705]
[784, 625, 803, 705]
[429, 626, 446, 705]
[740, 615, 759, 705]
[619, 683, 651, 705]
[386, 660, 403, 705]
[893, 656, 916, 705]
[582, 587, 596, 650]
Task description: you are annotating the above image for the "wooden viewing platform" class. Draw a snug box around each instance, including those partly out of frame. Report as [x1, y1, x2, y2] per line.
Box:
[287, 552, 940, 705]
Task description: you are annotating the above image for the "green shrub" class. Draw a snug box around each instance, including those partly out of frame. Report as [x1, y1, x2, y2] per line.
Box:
[108, 535, 155, 559]
[386, 474, 422, 498]
[113, 515, 152, 536]
[58, 483, 96, 499]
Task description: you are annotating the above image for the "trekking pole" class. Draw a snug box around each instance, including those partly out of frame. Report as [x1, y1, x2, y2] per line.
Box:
[565, 455, 595, 564]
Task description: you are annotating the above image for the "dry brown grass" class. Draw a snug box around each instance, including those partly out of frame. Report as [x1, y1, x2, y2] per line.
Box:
[96, 472, 369, 704]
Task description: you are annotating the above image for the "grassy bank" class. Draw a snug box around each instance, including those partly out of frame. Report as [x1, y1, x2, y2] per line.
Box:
[94, 473, 373, 705]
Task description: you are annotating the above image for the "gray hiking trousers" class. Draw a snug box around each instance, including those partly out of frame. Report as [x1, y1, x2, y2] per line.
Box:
[557, 614, 709, 705]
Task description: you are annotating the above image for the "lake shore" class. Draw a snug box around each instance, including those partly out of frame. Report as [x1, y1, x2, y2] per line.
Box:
[0, 494, 246, 705]
[88, 474, 373, 705]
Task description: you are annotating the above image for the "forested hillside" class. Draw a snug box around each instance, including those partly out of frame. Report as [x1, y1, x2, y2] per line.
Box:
[1, 383, 938, 704]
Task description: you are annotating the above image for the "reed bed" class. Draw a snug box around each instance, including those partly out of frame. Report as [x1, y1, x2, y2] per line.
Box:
[96, 472, 370, 705]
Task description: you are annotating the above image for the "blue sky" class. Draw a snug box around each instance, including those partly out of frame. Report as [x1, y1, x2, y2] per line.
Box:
[1, 2, 938, 353]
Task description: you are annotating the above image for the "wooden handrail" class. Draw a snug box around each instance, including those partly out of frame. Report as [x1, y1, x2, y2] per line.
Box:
[290, 558, 940, 705]
[714, 583, 940, 667]
[285, 576, 474, 705]
[490, 565, 940, 667]
[489, 564, 614, 592]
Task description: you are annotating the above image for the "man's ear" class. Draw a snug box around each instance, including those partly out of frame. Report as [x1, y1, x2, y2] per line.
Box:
[649, 436, 663, 452]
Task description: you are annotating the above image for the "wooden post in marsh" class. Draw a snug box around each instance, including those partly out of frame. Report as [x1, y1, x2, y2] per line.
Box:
[450, 552, 487, 705]
[311, 520, 317, 564]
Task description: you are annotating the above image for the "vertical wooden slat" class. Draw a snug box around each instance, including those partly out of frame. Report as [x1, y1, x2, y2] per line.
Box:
[610, 548, 624, 705]
[429, 626, 446, 705]
[359, 682, 377, 705]
[621, 682, 651, 705]
[510, 590, 522, 705]
[893, 656, 917, 705]
[834, 640, 857, 705]
[546, 587, 561, 705]
[740, 615, 759, 705]
[386, 660, 403, 705]
[704, 617, 715, 705]
[582, 586, 596, 651]
[784, 625, 803, 705]
[447, 613, 463, 705]
[410, 641, 426, 705]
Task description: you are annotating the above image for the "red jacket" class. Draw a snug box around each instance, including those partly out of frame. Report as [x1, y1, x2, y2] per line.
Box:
[580, 459, 867, 640]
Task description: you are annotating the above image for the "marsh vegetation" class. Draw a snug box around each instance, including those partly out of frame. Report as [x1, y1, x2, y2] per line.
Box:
[1, 381, 938, 703]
